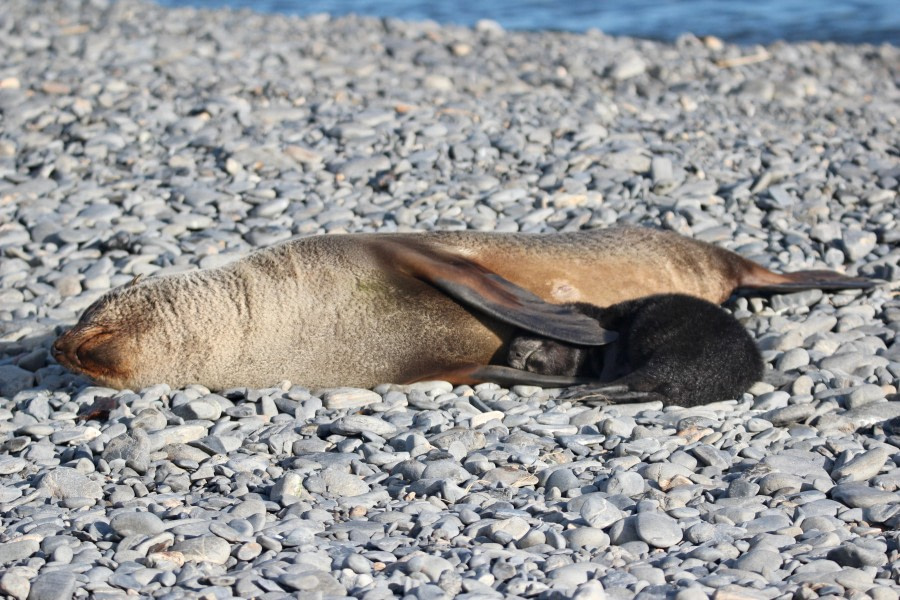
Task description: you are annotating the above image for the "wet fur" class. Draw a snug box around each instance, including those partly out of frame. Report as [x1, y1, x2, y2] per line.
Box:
[508, 294, 764, 407]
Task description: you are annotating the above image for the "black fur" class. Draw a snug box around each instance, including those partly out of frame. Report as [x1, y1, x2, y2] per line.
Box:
[507, 294, 763, 407]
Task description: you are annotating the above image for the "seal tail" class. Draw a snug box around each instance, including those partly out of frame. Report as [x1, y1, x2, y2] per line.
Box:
[738, 264, 877, 293]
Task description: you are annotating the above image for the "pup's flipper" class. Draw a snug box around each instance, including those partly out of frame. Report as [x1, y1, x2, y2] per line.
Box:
[438, 365, 670, 404]
[739, 265, 877, 293]
[419, 364, 596, 388]
[373, 239, 617, 346]
[558, 384, 669, 405]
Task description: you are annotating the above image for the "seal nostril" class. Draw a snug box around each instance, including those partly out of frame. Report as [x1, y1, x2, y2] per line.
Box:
[51, 332, 74, 364]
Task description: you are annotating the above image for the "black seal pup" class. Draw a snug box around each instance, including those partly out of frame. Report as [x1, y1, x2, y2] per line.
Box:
[479, 294, 764, 407]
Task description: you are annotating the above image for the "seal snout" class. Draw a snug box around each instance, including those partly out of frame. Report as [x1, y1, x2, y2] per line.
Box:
[53, 326, 126, 382]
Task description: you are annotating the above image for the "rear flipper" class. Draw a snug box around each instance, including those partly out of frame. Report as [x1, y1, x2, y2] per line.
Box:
[738, 266, 877, 294]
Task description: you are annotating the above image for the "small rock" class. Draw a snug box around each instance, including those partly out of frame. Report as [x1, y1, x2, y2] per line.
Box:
[846, 384, 886, 408]
[331, 414, 397, 437]
[110, 511, 166, 537]
[37, 468, 102, 500]
[545, 468, 580, 494]
[27, 571, 75, 600]
[564, 527, 610, 550]
[320, 388, 381, 409]
[833, 447, 890, 482]
[841, 230, 877, 261]
[489, 517, 530, 542]
[634, 512, 683, 548]
[609, 54, 646, 80]
[827, 544, 887, 568]
[734, 549, 782, 573]
[423, 74, 454, 91]
[320, 467, 370, 496]
[271, 472, 306, 505]
[760, 403, 815, 426]
[579, 495, 625, 529]
[421, 460, 471, 484]
[831, 483, 900, 508]
[0, 571, 29, 600]
[0, 539, 39, 565]
[172, 397, 222, 421]
[600, 470, 644, 496]
[0, 365, 34, 397]
[171, 535, 231, 565]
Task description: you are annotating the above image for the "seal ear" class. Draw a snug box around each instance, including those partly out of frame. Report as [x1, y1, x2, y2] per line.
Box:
[370, 239, 617, 346]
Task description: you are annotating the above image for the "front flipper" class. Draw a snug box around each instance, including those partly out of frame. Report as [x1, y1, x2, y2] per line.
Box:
[371, 239, 617, 346]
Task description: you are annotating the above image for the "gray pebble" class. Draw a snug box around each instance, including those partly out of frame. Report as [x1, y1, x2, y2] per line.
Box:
[110, 511, 166, 537]
[321, 388, 381, 409]
[172, 396, 223, 421]
[0, 572, 29, 600]
[841, 230, 877, 261]
[759, 472, 804, 495]
[564, 527, 610, 550]
[579, 495, 625, 529]
[545, 468, 580, 494]
[0, 539, 39, 566]
[488, 516, 530, 542]
[832, 447, 889, 482]
[600, 470, 644, 496]
[760, 403, 815, 426]
[831, 483, 900, 508]
[26, 571, 75, 600]
[37, 468, 102, 500]
[320, 466, 370, 496]
[331, 414, 398, 437]
[0, 365, 34, 397]
[634, 512, 683, 548]
[845, 384, 886, 408]
[421, 460, 471, 484]
[171, 535, 232, 565]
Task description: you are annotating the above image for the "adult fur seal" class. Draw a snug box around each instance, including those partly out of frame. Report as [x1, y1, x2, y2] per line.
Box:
[53, 226, 872, 392]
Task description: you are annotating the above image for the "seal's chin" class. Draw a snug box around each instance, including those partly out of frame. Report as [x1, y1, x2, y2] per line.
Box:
[52, 326, 130, 386]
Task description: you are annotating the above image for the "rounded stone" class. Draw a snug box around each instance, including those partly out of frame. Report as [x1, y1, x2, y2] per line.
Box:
[110, 512, 166, 537]
[634, 512, 683, 548]
[579, 495, 625, 529]
[37, 468, 103, 500]
[564, 527, 610, 550]
[171, 535, 231, 565]
[600, 470, 644, 497]
[545, 468, 580, 494]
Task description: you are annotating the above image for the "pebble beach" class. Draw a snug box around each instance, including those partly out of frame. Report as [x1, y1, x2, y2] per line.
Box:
[1, 0, 899, 598]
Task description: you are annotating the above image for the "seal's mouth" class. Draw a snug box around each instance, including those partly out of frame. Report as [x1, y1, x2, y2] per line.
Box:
[52, 326, 126, 383]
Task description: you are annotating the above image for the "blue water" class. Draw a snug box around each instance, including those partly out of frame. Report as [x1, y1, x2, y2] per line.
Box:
[155, 0, 898, 45]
